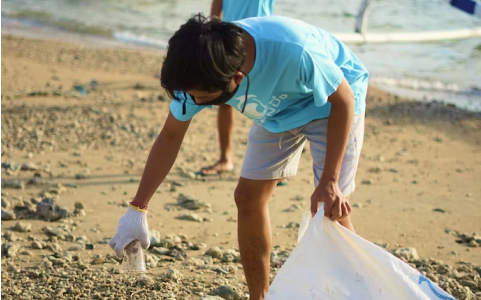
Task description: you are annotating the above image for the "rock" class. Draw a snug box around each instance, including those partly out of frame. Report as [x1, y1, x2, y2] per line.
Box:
[283, 204, 302, 212]
[165, 268, 181, 281]
[47, 243, 63, 252]
[208, 285, 244, 300]
[90, 254, 105, 265]
[353, 203, 363, 208]
[286, 222, 299, 229]
[291, 195, 304, 201]
[205, 247, 223, 259]
[74, 202, 84, 209]
[362, 179, 374, 185]
[50, 258, 66, 266]
[177, 194, 210, 210]
[68, 246, 83, 252]
[76, 235, 90, 244]
[191, 243, 207, 250]
[21, 162, 39, 171]
[368, 166, 382, 173]
[152, 247, 170, 255]
[468, 240, 478, 247]
[14, 222, 32, 232]
[36, 198, 70, 221]
[1, 179, 25, 189]
[222, 249, 238, 263]
[73, 208, 86, 217]
[1, 197, 11, 209]
[31, 241, 43, 250]
[150, 229, 162, 246]
[19, 250, 33, 256]
[136, 274, 154, 286]
[460, 280, 478, 290]
[199, 297, 225, 300]
[42, 226, 63, 237]
[85, 244, 95, 250]
[433, 208, 445, 213]
[4, 232, 19, 242]
[393, 248, 419, 260]
[1, 208, 16, 220]
[176, 213, 203, 222]
[2, 243, 20, 258]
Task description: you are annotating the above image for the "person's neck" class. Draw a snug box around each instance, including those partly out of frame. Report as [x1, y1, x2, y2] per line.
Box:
[240, 31, 256, 75]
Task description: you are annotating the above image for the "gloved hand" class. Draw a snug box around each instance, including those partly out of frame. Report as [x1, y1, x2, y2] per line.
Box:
[109, 206, 151, 257]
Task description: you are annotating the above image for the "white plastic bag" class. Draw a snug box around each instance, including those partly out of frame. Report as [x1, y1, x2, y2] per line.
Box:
[266, 211, 455, 300]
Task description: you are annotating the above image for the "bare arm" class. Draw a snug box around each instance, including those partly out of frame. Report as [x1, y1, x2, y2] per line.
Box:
[322, 77, 355, 183]
[211, 0, 223, 19]
[133, 112, 191, 206]
[311, 77, 355, 220]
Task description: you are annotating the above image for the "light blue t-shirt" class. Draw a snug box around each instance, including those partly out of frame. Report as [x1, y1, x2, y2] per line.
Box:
[170, 16, 369, 133]
[222, 0, 275, 21]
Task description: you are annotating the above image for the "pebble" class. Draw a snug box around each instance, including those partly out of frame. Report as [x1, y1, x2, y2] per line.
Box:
[1, 208, 16, 220]
[74, 202, 84, 209]
[177, 194, 211, 210]
[165, 268, 181, 281]
[4, 232, 19, 242]
[136, 274, 155, 286]
[176, 213, 204, 222]
[1, 179, 25, 189]
[283, 204, 302, 212]
[36, 198, 70, 221]
[362, 179, 374, 185]
[222, 249, 239, 263]
[46, 243, 63, 252]
[31, 241, 44, 250]
[368, 166, 382, 173]
[1, 197, 11, 209]
[20, 162, 39, 171]
[68, 245, 83, 252]
[14, 222, 32, 232]
[19, 250, 33, 256]
[433, 208, 445, 213]
[208, 285, 244, 300]
[353, 203, 363, 208]
[1, 243, 20, 258]
[204, 247, 223, 259]
[392, 247, 419, 260]
[286, 222, 300, 229]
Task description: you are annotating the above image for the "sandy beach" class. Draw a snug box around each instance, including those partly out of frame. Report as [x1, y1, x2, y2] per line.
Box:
[1, 35, 481, 299]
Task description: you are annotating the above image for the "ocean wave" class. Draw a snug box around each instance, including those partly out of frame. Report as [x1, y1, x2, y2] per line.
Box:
[370, 76, 481, 95]
[4, 9, 113, 37]
[112, 31, 168, 50]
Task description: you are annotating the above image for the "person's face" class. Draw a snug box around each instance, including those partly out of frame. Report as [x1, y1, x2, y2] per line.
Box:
[186, 71, 244, 105]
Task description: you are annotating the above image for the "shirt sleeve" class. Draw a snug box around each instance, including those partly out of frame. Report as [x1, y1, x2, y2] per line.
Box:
[298, 35, 344, 107]
[169, 91, 210, 121]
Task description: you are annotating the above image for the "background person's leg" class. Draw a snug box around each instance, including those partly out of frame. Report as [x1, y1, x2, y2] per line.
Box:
[217, 104, 235, 167]
[199, 104, 235, 175]
[234, 177, 278, 300]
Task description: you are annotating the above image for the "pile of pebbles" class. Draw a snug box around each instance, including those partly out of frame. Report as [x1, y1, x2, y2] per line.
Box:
[2, 239, 480, 299]
[1, 104, 158, 155]
[446, 229, 481, 248]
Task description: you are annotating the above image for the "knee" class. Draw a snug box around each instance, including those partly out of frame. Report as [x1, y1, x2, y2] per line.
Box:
[234, 187, 255, 213]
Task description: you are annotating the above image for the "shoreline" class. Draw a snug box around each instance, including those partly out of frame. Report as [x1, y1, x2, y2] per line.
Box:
[3, 16, 481, 113]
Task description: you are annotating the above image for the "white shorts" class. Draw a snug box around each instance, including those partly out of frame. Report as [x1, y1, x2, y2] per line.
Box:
[240, 113, 365, 196]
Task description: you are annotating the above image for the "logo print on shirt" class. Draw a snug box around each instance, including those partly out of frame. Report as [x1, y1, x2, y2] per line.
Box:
[234, 94, 289, 124]
[235, 95, 267, 121]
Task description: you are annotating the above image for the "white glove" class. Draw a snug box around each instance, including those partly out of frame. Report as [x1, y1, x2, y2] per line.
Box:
[109, 207, 151, 257]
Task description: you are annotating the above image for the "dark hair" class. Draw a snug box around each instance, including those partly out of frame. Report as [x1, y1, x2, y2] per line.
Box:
[161, 13, 246, 100]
